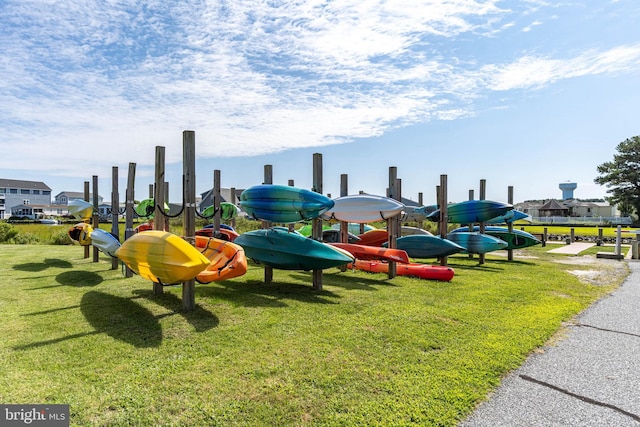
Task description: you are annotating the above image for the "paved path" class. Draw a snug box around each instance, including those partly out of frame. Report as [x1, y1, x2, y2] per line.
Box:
[460, 260, 640, 426]
[547, 242, 596, 255]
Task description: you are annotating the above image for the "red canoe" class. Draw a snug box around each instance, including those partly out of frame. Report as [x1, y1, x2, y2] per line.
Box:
[329, 243, 410, 264]
[350, 259, 455, 281]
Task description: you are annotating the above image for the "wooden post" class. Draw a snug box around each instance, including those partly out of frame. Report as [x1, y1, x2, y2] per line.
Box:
[153, 146, 165, 295]
[92, 176, 99, 263]
[288, 180, 295, 232]
[438, 175, 448, 266]
[164, 182, 170, 232]
[182, 131, 197, 311]
[468, 190, 474, 259]
[479, 179, 486, 265]
[544, 227, 548, 246]
[83, 181, 90, 259]
[598, 228, 603, 246]
[312, 153, 323, 290]
[387, 167, 399, 278]
[229, 187, 237, 230]
[111, 166, 119, 270]
[263, 165, 273, 284]
[418, 192, 424, 230]
[213, 170, 221, 235]
[339, 174, 348, 242]
[507, 186, 514, 261]
[124, 162, 136, 277]
[339, 174, 348, 272]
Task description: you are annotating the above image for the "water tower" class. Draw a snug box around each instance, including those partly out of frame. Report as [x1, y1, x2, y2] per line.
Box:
[559, 182, 577, 200]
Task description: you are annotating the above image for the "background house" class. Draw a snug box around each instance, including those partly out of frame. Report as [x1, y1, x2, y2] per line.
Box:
[54, 191, 103, 205]
[0, 179, 52, 219]
[514, 182, 626, 225]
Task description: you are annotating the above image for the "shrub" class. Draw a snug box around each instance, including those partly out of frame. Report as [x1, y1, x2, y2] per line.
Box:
[12, 232, 39, 245]
[51, 230, 74, 245]
[0, 223, 18, 243]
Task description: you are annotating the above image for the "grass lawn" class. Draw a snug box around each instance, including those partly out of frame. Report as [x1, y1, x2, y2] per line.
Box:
[0, 244, 628, 426]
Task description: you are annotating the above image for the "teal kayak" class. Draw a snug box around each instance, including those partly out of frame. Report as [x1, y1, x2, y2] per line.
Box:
[450, 226, 541, 250]
[235, 227, 354, 270]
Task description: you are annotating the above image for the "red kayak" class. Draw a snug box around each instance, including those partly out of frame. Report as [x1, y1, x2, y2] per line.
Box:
[356, 229, 390, 247]
[329, 243, 410, 264]
[351, 259, 454, 281]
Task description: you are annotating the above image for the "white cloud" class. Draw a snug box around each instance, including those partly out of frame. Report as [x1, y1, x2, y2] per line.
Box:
[485, 44, 640, 91]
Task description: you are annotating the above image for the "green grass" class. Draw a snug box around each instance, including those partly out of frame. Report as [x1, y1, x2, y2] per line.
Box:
[0, 245, 627, 426]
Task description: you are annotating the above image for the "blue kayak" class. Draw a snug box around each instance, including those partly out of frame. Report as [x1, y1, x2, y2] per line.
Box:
[427, 200, 513, 224]
[445, 231, 508, 254]
[239, 185, 334, 223]
[387, 235, 465, 258]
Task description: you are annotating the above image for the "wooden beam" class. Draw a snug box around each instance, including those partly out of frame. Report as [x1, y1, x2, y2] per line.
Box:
[83, 181, 90, 259]
[153, 146, 165, 295]
[182, 131, 196, 311]
[263, 165, 273, 284]
[312, 153, 323, 290]
[507, 186, 514, 261]
[387, 167, 398, 278]
[439, 175, 448, 266]
[111, 166, 119, 270]
[124, 162, 136, 277]
[92, 175, 99, 263]
[479, 179, 486, 265]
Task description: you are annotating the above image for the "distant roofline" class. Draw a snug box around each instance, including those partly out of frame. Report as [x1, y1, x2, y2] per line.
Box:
[0, 178, 51, 191]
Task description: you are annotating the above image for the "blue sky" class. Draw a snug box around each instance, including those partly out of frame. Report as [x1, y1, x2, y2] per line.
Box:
[1, 0, 639, 205]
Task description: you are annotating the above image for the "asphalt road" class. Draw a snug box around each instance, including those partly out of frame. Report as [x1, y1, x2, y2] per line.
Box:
[460, 260, 640, 427]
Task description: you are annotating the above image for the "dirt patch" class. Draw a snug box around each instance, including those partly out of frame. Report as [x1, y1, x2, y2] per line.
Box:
[555, 255, 629, 286]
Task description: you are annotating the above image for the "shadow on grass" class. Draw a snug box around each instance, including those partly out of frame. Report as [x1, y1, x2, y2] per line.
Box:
[14, 292, 161, 350]
[132, 289, 219, 332]
[295, 270, 399, 291]
[13, 331, 102, 351]
[441, 256, 537, 273]
[198, 277, 340, 307]
[12, 258, 73, 272]
[80, 291, 162, 348]
[55, 270, 103, 287]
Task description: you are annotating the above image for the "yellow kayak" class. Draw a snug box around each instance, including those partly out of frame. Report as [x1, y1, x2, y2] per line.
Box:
[115, 231, 210, 285]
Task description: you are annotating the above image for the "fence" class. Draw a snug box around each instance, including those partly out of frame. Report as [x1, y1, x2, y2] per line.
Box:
[532, 216, 633, 225]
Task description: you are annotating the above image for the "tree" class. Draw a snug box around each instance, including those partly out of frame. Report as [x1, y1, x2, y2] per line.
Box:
[594, 136, 640, 217]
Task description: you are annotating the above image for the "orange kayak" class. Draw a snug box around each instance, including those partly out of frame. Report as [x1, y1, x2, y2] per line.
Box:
[195, 227, 240, 242]
[350, 259, 454, 282]
[329, 243, 410, 264]
[194, 236, 247, 283]
[355, 229, 389, 247]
